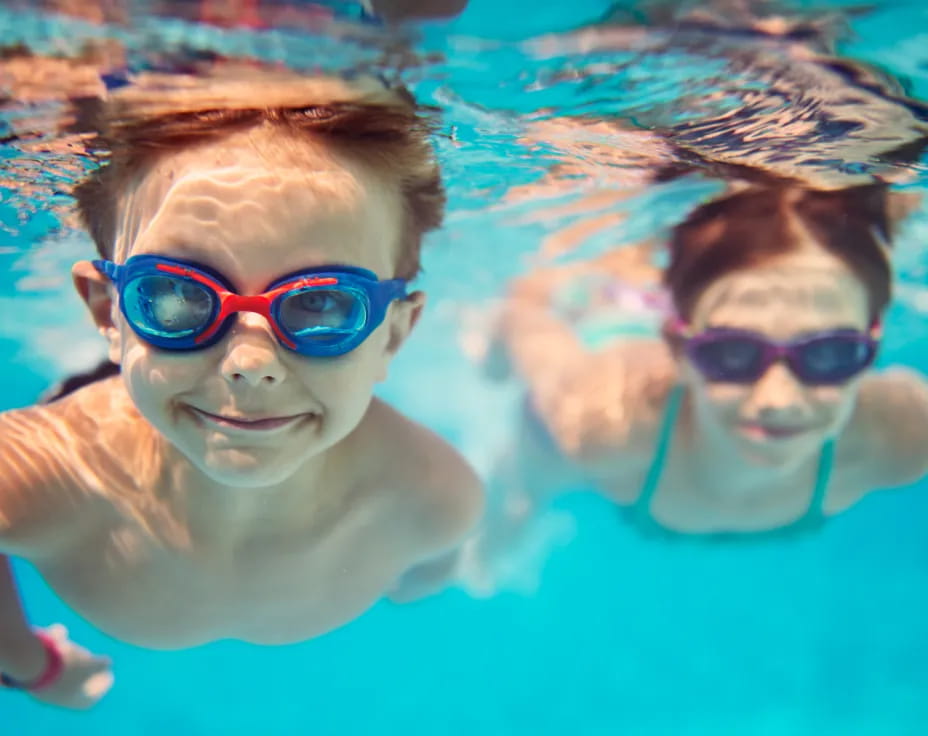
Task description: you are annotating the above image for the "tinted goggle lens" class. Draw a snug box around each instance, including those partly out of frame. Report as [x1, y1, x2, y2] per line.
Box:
[689, 337, 766, 382]
[688, 333, 875, 385]
[793, 335, 875, 383]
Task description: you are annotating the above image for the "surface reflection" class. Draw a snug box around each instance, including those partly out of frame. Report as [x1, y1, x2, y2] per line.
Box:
[5, 0, 469, 26]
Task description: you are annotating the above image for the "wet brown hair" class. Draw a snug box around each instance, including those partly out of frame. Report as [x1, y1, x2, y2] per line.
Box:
[664, 184, 899, 323]
[73, 71, 445, 280]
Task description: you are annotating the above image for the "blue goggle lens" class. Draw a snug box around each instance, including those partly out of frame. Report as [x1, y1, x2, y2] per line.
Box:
[124, 275, 216, 338]
[277, 286, 369, 341]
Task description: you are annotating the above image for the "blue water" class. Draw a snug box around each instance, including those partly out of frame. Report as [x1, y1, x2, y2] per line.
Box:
[3, 0, 928, 733]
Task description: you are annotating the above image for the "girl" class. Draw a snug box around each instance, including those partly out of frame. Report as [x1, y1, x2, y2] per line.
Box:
[462, 184, 928, 592]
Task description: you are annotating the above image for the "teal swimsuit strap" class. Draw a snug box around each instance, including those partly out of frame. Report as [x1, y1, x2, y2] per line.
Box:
[635, 383, 686, 518]
[806, 436, 836, 519]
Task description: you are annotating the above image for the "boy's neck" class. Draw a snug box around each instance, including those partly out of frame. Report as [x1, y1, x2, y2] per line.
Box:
[149, 428, 340, 551]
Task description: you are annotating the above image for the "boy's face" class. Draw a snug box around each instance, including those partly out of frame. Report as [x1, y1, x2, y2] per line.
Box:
[76, 134, 422, 488]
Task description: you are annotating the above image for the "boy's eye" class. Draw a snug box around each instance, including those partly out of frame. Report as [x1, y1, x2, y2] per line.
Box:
[296, 291, 339, 313]
[280, 288, 365, 333]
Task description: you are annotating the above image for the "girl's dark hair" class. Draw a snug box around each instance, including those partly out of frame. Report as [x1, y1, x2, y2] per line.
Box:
[664, 184, 896, 322]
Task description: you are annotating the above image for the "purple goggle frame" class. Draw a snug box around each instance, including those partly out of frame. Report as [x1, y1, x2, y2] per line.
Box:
[673, 320, 880, 385]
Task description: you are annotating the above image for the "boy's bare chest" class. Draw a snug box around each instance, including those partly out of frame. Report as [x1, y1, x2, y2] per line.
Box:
[37, 506, 406, 648]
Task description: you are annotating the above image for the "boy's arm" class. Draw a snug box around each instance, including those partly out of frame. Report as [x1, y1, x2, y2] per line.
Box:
[387, 551, 460, 603]
[0, 406, 114, 708]
[0, 552, 112, 708]
[0, 555, 47, 683]
[388, 466, 484, 603]
[381, 410, 485, 603]
[0, 406, 78, 554]
[0, 407, 65, 681]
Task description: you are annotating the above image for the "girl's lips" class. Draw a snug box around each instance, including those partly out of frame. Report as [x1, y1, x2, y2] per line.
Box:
[738, 422, 808, 441]
[190, 407, 312, 432]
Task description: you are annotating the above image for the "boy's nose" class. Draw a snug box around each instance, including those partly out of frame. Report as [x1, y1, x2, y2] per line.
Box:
[220, 314, 287, 387]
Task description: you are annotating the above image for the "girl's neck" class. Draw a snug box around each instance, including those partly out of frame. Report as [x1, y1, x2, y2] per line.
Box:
[679, 395, 819, 501]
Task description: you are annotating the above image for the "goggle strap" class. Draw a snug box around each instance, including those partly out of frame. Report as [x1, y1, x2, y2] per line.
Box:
[92, 259, 121, 285]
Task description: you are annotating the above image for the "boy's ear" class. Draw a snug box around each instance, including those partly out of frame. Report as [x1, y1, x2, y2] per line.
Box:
[887, 191, 922, 234]
[72, 260, 122, 364]
[385, 290, 425, 356]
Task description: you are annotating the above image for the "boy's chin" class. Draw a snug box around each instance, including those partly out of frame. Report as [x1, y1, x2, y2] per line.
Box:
[192, 448, 316, 489]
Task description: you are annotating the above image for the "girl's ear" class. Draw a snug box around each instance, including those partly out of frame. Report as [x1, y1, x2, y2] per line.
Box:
[72, 260, 122, 364]
[661, 317, 685, 359]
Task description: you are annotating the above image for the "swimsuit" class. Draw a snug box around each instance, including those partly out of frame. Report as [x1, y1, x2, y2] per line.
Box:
[625, 384, 836, 540]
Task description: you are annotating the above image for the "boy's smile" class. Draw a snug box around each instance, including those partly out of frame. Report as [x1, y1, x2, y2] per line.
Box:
[187, 407, 316, 432]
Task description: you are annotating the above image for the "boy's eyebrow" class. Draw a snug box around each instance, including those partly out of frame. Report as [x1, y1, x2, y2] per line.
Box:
[130, 249, 358, 294]
[132, 239, 232, 279]
[134, 231, 219, 264]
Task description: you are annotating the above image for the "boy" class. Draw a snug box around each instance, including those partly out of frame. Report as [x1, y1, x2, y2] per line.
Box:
[0, 69, 483, 709]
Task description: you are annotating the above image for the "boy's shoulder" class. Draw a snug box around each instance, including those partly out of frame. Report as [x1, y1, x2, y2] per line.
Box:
[348, 398, 484, 554]
[20, 374, 141, 447]
[0, 376, 141, 551]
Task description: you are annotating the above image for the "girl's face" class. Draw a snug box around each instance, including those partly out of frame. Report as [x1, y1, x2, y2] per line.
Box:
[680, 244, 875, 466]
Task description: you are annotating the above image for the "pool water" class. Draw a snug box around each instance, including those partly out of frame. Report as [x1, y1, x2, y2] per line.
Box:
[3, 0, 928, 733]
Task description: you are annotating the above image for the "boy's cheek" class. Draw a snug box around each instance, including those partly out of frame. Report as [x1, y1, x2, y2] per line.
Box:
[374, 324, 403, 382]
[118, 338, 197, 391]
[105, 323, 124, 365]
[374, 351, 391, 383]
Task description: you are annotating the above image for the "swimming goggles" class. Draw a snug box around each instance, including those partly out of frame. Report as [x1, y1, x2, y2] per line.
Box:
[678, 325, 879, 386]
[93, 255, 408, 357]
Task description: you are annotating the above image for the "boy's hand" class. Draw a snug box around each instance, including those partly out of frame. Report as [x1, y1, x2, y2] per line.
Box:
[28, 625, 113, 710]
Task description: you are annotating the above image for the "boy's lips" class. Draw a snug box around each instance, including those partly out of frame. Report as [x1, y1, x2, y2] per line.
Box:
[188, 407, 316, 432]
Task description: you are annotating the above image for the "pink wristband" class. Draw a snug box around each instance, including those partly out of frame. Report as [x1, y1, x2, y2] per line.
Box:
[0, 632, 64, 691]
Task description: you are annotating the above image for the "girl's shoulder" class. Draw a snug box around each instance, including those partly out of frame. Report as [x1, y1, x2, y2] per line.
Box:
[837, 368, 928, 497]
